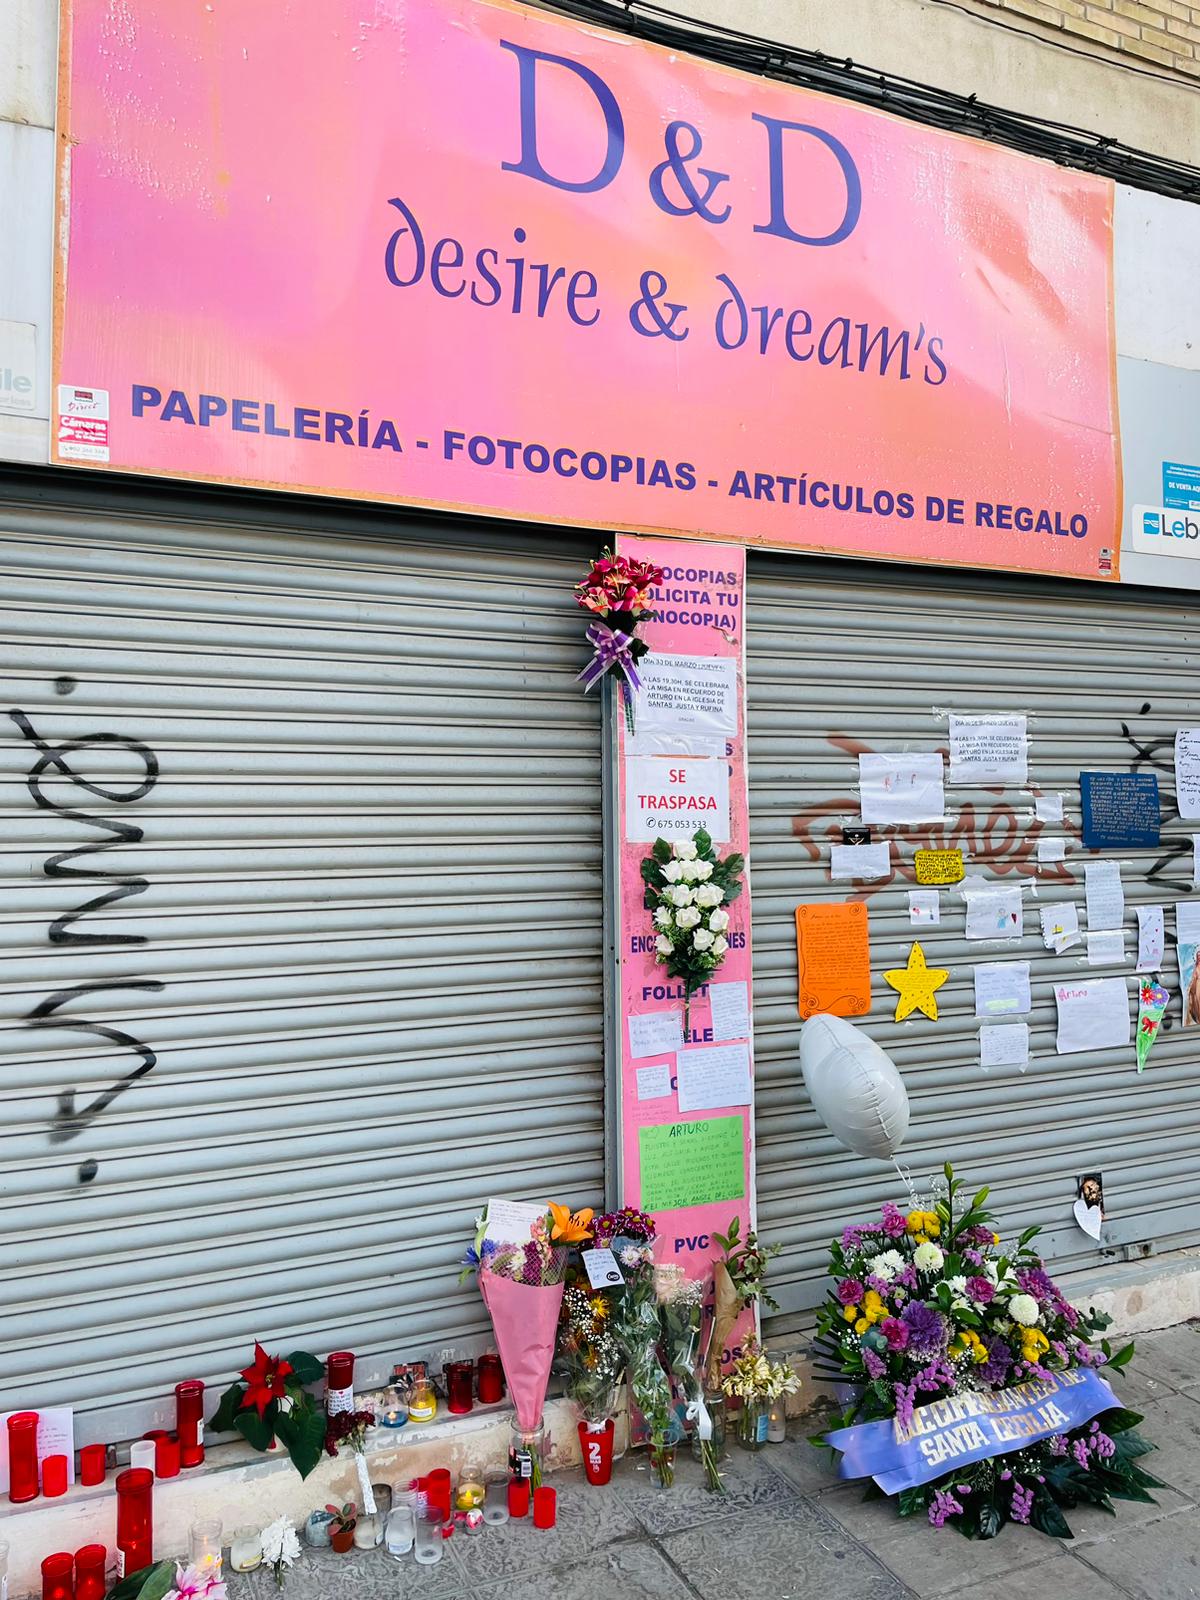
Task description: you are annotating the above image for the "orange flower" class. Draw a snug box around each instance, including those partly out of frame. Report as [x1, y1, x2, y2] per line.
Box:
[549, 1202, 595, 1243]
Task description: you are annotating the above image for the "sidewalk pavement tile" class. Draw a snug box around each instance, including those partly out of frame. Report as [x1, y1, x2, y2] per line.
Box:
[613, 1447, 802, 1537]
[941, 1550, 1132, 1599]
[861, 1518, 1048, 1597]
[450, 1469, 642, 1583]
[1133, 1392, 1200, 1500]
[471, 1538, 695, 1600]
[659, 1497, 913, 1600]
[1068, 1509, 1200, 1598]
[1128, 1324, 1200, 1393]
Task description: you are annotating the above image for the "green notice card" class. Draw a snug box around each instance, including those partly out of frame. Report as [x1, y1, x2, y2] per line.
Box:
[639, 1115, 746, 1212]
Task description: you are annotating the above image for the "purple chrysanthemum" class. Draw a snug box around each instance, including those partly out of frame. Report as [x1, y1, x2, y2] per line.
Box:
[900, 1300, 947, 1356]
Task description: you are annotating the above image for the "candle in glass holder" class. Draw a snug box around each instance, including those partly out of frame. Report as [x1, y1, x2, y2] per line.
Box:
[444, 1361, 474, 1415]
[7, 1413, 40, 1504]
[325, 1351, 355, 1416]
[40, 1554, 73, 1600]
[174, 1382, 205, 1469]
[378, 1385, 407, 1428]
[406, 1379, 437, 1424]
[154, 1435, 180, 1479]
[74, 1546, 107, 1600]
[188, 1519, 222, 1578]
[229, 1528, 261, 1573]
[115, 1468, 153, 1573]
[476, 1353, 504, 1405]
[454, 1463, 485, 1511]
[78, 1444, 107, 1487]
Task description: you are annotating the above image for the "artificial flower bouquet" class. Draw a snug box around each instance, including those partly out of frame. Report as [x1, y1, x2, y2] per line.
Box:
[574, 548, 665, 730]
[209, 1342, 327, 1478]
[814, 1165, 1160, 1539]
[642, 831, 744, 1030]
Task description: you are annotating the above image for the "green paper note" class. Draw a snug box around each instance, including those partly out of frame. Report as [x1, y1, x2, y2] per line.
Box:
[639, 1115, 746, 1212]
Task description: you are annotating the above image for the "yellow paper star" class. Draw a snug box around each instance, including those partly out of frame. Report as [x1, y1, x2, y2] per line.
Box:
[884, 941, 948, 1022]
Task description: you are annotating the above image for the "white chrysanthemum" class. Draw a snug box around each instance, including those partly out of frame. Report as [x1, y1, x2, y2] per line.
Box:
[1009, 1294, 1040, 1327]
[867, 1253, 898, 1282]
[913, 1242, 944, 1272]
[261, 1516, 300, 1568]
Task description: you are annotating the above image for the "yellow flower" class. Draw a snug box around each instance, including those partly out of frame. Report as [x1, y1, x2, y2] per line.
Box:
[855, 1317, 869, 1335]
[863, 1290, 885, 1316]
[992, 1232, 1001, 1245]
[905, 1213, 925, 1234]
[843, 1305, 859, 1323]
[589, 1296, 609, 1322]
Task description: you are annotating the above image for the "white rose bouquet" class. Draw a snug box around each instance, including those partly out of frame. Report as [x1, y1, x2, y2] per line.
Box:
[641, 829, 744, 1029]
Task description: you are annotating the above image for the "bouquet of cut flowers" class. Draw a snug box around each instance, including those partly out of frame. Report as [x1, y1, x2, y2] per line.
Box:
[464, 1201, 592, 1483]
[324, 1405, 377, 1515]
[209, 1342, 327, 1479]
[556, 1278, 625, 1426]
[596, 1208, 683, 1486]
[657, 1263, 724, 1493]
[722, 1340, 800, 1446]
[814, 1164, 1159, 1539]
[642, 831, 744, 1031]
[574, 548, 665, 731]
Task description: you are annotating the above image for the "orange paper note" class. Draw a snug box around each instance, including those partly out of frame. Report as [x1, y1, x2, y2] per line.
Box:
[795, 902, 871, 1020]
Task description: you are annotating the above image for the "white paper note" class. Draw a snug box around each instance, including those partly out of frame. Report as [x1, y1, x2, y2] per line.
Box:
[1176, 730, 1200, 818]
[1136, 906, 1165, 973]
[1084, 861, 1125, 931]
[675, 1042, 752, 1113]
[1055, 977, 1130, 1055]
[1178, 903, 1200, 946]
[708, 981, 750, 1043]
[580, 1247, 625, 1289]
[1087, 929, 1127, 966]
[0, 1408, 75, 1494]
[1037, 837, 1065, 863]
[979, 1023, 1030, 1070]
[830, 842, 891, 881]
[1035, 794, 1064, 824]
[484, 1198, 549, 1246]
[624, 755, 730, 844]
[948, 714, 1028, 785]
[909, 890, 941, 926]
[636, 1063, 674, 1102]
[973, 961, 1031, 1016]
[964, 887, 1023, 940]
[1194, 836, 1200, 890]
[634, 653, 738, 738]
[858, 753, 945, 825]
[1040, 902, 1081, 954]
[628, 1010, 685, 1060]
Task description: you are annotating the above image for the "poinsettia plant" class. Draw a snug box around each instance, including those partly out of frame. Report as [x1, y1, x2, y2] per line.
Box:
[210, 1342, 327, 1479]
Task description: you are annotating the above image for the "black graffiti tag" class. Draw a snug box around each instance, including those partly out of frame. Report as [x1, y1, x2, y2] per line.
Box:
[9, 709, 163, 1179]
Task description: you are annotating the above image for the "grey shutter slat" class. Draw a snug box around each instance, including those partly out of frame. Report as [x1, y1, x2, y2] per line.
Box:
[0, 494, 603, 1434]
[746, 552, 1200, 1321]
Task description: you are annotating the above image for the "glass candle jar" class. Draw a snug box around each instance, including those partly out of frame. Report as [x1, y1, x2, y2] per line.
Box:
[483, 1472, 510, 1525]
[40, 1554, 72, 1600]
[378, 1385, 407, 1428]
[384, 1505, 414, 1559]
[41, 1455, 68, 1498]
[115, 1468, 154, 1573]
[477, 1352, 504, 1405]
[154, 1436, 180, 1479]
[413, 1508, 443, 1566]
[352, 1514, 377, 1551]
[444, 1361, 474, 1415]
[735, 1399, 769, 1452]
[508, 1419, 544, 1486]
[128, 1441, 155, 1474]
[455, 1463, 485, 1511]
[188, 1519, 222, 1578]
[78, 1445, 107, 1487]
[325, 1352, 355, 1416]
[74, 1546, 107, 1600]
[174, 1382, 205, 1469]
[229, 1528, 262, 1573]
[406, 1379, 437, 1424]
[7, 1413, 40, 1504]
[767, 1400, 787, 1443]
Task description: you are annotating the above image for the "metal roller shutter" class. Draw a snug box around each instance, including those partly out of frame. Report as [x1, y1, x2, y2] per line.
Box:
[0, 479, 603, 1439]
[746, 551, 1200, 1322]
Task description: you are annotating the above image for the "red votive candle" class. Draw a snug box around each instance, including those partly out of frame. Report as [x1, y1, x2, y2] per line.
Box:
[507, 1479, 530, 1518]
[532, 1485, 556, 1529]
[115, 1467, 154, 1572]
[79, 1444, 107, 1487]
[42, 1454, 69, 1498]
[74, 1546, 107, 1600]
[154, 1434, 180, 1479]
[8, 1411, 40, 1503]
[445, 1361, 474, 1415]
[174, 1381, 205, 1468]
[476, 1353, 504, 1404]
[40, 1554, 73, 1600]
[325, 1351, 355, 1415]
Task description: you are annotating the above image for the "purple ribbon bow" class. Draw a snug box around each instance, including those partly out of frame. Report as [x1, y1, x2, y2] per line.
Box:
[577, 621, 642, 693]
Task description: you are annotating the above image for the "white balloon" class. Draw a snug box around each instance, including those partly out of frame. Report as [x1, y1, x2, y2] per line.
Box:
[799, 1013, 909, 1160]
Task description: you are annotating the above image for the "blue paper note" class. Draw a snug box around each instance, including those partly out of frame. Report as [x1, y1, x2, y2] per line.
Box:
[1079, 771, 1159, 850]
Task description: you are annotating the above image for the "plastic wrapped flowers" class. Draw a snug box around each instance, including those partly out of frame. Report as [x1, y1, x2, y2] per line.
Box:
[814, 1164, 1161, 1539]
